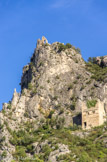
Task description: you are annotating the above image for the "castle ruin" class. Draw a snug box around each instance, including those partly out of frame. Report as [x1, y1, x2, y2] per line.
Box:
[82, 100, 107, 129]
[37, 36, 48, 48]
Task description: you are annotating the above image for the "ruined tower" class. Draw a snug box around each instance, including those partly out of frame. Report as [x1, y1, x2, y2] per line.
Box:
[82, 100, 106, 129]
[36, 36, 48, 48]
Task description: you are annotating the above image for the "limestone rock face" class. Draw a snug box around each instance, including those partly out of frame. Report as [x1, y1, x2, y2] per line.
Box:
[0, 37, 107, 161]
[48, 144, 70, 162]
[11, 89, 20, 108]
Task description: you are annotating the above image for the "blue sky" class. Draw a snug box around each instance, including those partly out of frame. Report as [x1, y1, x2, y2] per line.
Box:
[0, 0, 107, 109]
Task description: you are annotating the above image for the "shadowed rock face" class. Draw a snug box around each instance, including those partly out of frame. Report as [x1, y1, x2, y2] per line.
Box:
[96, 55, 107, 67]
[0, 37, 107, 162]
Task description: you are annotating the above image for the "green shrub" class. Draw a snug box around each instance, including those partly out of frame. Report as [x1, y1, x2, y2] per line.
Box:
[7, 104, 11, 109]
[30, 62, 34, 69]
[68, 84, 73, 90]
[98, 151, 106, 159]
[53, 96, 58, 100]
[55, 104, 61, 110]
[59, 108, 64, 115]
[15, 129, 26, 138]
[0, 136, 6, 142]
[70, 95, 77, 110]
[58, 43, 66, 52]
[70, 124, 81, 131]
[28, 83, 33, 90]
[21, 89, 25, 96]
[57, 153, 74, 161]
[78, 151, 93, 162]
[44, 43, 49, 46]
[33, 155, 44, 162]
[24, 112, 29, 118]
[58, 43, 72, 52]
[0, 123, 4, 130]
[56, 75, 60, 79]
[86, 80, 91, 84]
[77, 75, 81, 79]
[70, 102, 75, 110]
[4, 121, 13, 135]
[2, 109, 6, 114]
[13, 146, 26, 159]
[80, 85, 85, 91]
[48, 110, 54, 119]
[9, 138, 17, 145]
[49, 117, 57, 128]
[40, 86, 44, 89]
[19, 134, 36, 146]
[32, 88, 37, 95]
[86, 100, 97, 108]
[41, 144, 52, 160]
[73, 80, 78, 84]
[10, 129, 36, 147]
[1, 151, 7, 158]
[88, 57, 97, 64]
[47, 80, 50, 83]
[39, 62, 44, 66]
[40, 118, 45, 123]
[66, 43, 72, 48]
[26, 144, 35, 153]
[56, 117, 65, 129]
[86, 62, 107, 82]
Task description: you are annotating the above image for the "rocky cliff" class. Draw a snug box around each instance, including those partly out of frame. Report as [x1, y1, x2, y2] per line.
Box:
[0, 37, 107, 162]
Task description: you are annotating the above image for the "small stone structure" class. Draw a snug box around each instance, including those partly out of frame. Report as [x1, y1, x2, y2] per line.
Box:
[82, 100, 106, 129]
[37, 36, 48, 48]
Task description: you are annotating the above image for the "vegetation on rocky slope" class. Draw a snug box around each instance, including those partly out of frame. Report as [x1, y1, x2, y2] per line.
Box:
[86, 60, 107, 82]
[3, 119, 107, 162]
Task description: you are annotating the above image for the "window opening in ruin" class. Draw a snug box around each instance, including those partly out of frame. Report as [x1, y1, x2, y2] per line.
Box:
[44, 40, 46, 44]
[84, 122, 87, 128]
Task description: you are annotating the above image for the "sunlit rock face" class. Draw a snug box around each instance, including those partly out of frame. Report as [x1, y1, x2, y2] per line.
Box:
[0, 37, 107, 162]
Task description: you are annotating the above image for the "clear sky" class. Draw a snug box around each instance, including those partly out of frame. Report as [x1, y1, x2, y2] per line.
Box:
[0, 0, 107, 110]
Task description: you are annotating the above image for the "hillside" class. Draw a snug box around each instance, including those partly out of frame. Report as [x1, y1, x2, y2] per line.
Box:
[0, 37, 107, 162]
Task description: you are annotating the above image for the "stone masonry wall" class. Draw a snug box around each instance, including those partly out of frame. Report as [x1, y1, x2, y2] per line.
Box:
[82, 108, 99, 129]
[82, 100, 106, 129]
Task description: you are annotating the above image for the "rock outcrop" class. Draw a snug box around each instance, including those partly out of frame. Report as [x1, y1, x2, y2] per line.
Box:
[0, 37, 107, 162]
[93, 55, 107, 67]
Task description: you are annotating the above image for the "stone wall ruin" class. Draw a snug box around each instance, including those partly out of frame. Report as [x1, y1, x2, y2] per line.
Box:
[82, 100, 106, 129]
[37, 36, 48, 48]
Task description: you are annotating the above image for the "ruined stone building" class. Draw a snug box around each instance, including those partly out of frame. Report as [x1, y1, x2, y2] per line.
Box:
[37, 36, 48, 48]
[82, 100, 107, 129]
